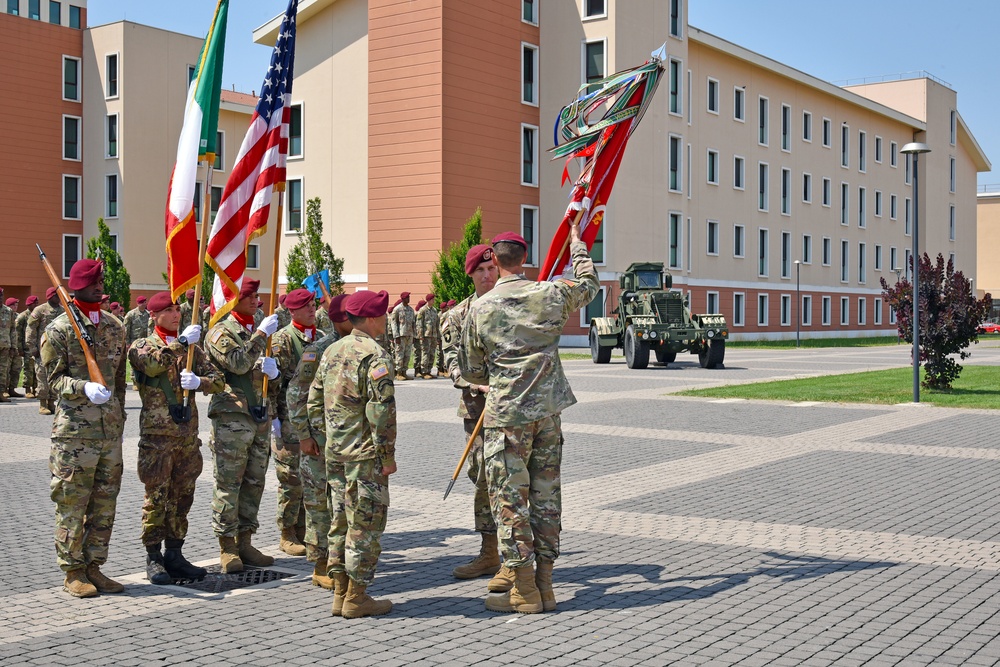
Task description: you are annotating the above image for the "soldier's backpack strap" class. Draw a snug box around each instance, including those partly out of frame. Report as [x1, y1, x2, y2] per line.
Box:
[289, 330, 305, 360]
[224, 370, 266, 423]
[136, 370, 179, 407]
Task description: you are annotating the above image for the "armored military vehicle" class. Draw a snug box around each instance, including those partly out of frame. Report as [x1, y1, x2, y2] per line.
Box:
[588, 262, 728, 369]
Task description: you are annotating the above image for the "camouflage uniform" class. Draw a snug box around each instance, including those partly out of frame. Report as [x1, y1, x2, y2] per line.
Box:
[286, 330, 340, 562]
[413, 307, 425, 376]
[16, 309, 34, 392]
[315, 306, 333, 336]
[421, 304, 440, 374]
[123, 307, 151, 347]
[178, 302, 193, 332]
[0, 303, 13, 396]
[9, 307, 23, 391]
[26, 302, 61, 405]
[129, 333, 224, 545]
[275, 304, 292, 330]
[306, 331, 395, 585]
[442, 295, 493, 533]
[41, 306, 127, 572]
[461, 240, 598, 569]
[205, 314, 273, 537]
[390, 303, 415, 377]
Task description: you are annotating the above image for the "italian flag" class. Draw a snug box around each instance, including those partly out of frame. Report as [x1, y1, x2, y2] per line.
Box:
[164, 0, 229, 302]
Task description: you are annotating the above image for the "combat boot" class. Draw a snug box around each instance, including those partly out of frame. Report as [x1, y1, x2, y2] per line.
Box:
[485, 564, 542, 614]
[535, 559, 556, 612]
[488, 564, 516, 592]
[312, 557, 333, 590]
[341, 579, 392, 619]
[0, 393, 10, 403]
[85, 563, 124, 594]
[25, 388, 35, 398]
[394, 374, 407, 382]
[63, 568, 98, 598]
[145, 548, 172, 585]
[38, 403, 52, 415]
[163, 539, 208, 580]
[8, 388, 23, 398]
[237, 530, 274, 567]
[279, 528, 307, 557]
[219, 535, 243, 573]
[453, 532, 501, 579]
[421, 374, 434, 380]
[330, 572, 349, 616]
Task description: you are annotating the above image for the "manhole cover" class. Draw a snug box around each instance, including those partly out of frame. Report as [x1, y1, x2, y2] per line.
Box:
[172, 564, 295, 594]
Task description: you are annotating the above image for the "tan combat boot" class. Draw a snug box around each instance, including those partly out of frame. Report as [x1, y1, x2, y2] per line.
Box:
[330, 572, 349, 616]
[237, 531, 274, 567]
[38, 403, 52, 415]
[485, 564, 542, 614]
[341, 579, 392, 619]
[535, 559, 556, 612]
[85, 563, 124, 594]
[312, 557, 333, 590]
[279, 528, 307, 557]
[63, 568, 98, 598]
[453, 532, 501, 579]
[219, 535, 243, 573]
[488, 564, 516, 592]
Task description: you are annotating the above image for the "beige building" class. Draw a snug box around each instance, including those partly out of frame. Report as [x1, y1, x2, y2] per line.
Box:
[977, 189, 1000, 307]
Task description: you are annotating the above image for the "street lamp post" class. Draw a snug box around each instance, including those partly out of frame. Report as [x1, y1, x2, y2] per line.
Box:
[794, 260, 801, 348]
[900, 142, 930, 403]
[894, 267, 903, 345]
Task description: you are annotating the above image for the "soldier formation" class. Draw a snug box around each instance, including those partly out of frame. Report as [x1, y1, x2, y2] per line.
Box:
[33, 218, 592, 618]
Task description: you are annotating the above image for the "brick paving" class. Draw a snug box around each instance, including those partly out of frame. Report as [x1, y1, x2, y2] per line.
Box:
[1, 342, 999, 665]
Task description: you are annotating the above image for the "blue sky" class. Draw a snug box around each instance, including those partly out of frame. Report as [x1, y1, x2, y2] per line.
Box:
[87, 0, 997, 185]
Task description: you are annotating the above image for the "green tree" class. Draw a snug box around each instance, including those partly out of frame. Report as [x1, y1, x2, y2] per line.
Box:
[430, 207, 484, 305]
[86, 218, 131, 307]
[881, 252, 993, 390]
[285, 197, 344, 294]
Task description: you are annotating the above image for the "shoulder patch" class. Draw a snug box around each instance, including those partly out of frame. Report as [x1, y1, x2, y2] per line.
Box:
[371, 363, 389, 381]
[302, 352, 317, 362]
[210, 329, 224, 344]
[557, 278, 578, 287]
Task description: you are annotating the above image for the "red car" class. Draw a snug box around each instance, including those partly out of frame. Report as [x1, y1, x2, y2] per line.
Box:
[978, 321, 1000, 334]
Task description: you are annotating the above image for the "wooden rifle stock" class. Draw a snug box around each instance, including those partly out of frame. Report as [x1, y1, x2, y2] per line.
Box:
[36, 244, 106, 386]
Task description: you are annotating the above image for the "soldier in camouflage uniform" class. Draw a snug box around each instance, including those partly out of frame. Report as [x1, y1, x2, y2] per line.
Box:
[0, 289, 14, 402]
[205, 278, 282, 572]
[315, 295, 333, 335]
[420, 293, 440, 379]
[268, 288, 319, 558]
[17, 295, 38, 397]
[461, 226, 598, 614]
[123, 296, 150, 391]
[41, 259, 129, 598]
[274, 294, 292, 330]
[307, 289, 397, 619]
[178, 289, 196, 332]
[6, 297, 22, 397]
[129, 292, 225, 584]
[413, 299, 426, 377]
[390, 292, 415, 381]
[286, 294, 352, 590]
[27, 288, 62, 414]
[443, 245, 506, 585]
[380, 301, 399, 358]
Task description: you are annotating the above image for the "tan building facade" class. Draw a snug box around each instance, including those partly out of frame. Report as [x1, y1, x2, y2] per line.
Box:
[977, 191, 1000, 304]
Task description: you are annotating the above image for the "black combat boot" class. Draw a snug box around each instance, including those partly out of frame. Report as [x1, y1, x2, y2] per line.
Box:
[163, 539, 208, 580]
[145, 543, 171, 585]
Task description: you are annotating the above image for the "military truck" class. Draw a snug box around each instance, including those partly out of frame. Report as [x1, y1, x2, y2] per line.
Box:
[588, 262, 728, 369]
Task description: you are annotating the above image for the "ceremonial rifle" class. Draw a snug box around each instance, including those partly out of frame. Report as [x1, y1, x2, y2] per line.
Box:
[36, 244, 106, 386]
[443, 408, 485, 500]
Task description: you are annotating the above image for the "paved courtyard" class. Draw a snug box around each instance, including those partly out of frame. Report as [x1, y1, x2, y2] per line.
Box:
[2, 342, 1000, 666]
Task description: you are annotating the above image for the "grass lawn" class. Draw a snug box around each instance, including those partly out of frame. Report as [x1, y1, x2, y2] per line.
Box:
[677, 365, 1000, 410]
[726, 336, 900, 348]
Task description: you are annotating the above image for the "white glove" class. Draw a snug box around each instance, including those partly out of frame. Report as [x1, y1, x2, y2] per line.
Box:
[180, 370, 201, 390]
[84, 382, 111, 405]
[256, 314, 280, 337]
[261, 356, 279, 380]
[180, 324, 202, 345]
[271, 418, 282, 438]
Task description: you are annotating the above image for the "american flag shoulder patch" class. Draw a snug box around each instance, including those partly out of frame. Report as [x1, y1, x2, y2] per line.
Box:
[371, 364, 389, 381]
[210, 329, 224, 344]
[302, 352, 317, 362]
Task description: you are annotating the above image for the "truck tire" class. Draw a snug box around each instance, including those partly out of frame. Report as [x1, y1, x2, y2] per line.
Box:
[624, 325, 650, 369]
[655, 349, 677, 365]
[590, 326, 612, 364]
[698, 339, 726, 369]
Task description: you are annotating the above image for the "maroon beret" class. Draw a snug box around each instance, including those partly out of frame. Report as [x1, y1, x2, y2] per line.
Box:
[185, 288, 196, 301]
[101, 294, 110, 302]
[426, 293, 435, 302]
[45, 287, 58, 300]
[328, 293, 349, 323]
[147, 291, 175, 313]
[346, 290, 389, 318]
[136, 296, 147, 305]
[68, 259, 103, 290]
[110, 302, 120, 309]
[400, 291, 410, 300]
[25, 296, 38, 306]
[465, 244, 494, 275]
[284, 288, 313, 311]
[448, 299, 456, 307]
[5, 298, 16, 307]
[239, 278, 260, 301]
[492, 231, 529, 250]
[416, 300, 426, 310]
[278, 293, 287, 306]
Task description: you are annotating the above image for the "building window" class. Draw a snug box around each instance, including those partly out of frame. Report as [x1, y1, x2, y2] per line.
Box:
[668, 135, 682, 192]
[521, 205, 538, 266]
[822, 237, 832, 266]
[950, 110, 956, 145]
[707, 149, 719, 184]
[780, 295, 791, 326]
[904, 198, 911, 235]
[522, 43, 538, 105]
[733, 86, 745, 122]
[802, 110, 812, 142]
[874, 298, 883, 325]
[905, 249, 912, 281]
[875, 244, 883, 271]
[822, 296, 831, 326]
[905, 153, 911, 184]
[583, 40, 605, 91]
[858, 297, 867, 325]
[63, 175, 80, 219]
[669, 59, 682, 115]
[858, 130, 866, 172]
[733, 156, 744, 190]
[213, 130, 224, 170]
[758, 96, 768, 145]
[106, 114, 118, 158]
[63, 56, 80, 102]
[289, 104, 303, 158]
[802, 234, 812, 264]
[890, 141, 898, 167]
[707, 291, 719, 315]
[950, 157, 956, 193]
[581, 287, 606, 326]
[802, 173, 812, 203]
[875, 190, 883, 217]
[521, 124, 538, 186]
[780, 231, 791, 279]
[758, 294, 768, 326]
[858, 242, 866, 284]
[875, 136, 883, 163]
[840, 240, 849, 283]
[591, 222, 605, 265]
[822, 117, 832, 148]
[246, 243, 260, 270]
[7, 0, 18, 15]
[890, 194, 898, 220]
[669, 0, 683, 37]
[758, 228, 769, 277]
[62, 234, 81, 278]
[841, 124, 849, 167]
[669, 212, 682, 269]
[49, 0, 59, 24]
[780, 168, 790, 214]
[822, 177, 831, 207]
[707, 78, 719, 114]
[758, 162, 768, 211]
[28, 0, 37, 18]
[733, 293, 745, 327]
[858, 186, 866, 228]
[840, 296, 849, 325]
[707, 220, 719, 256]
[781, 104, 791, 151]
[840, 183, 849, 225]
[192, 181, 202, 222]
[286, 178, 302, 232]
[890, 247, 898, 273]
[522, 0, 537, 25]
[106, 174, 118, 218]
[105, 53, 118, 98]
[949, 205, 956, 241]
[63, 115, 80, 160]
[802, 295, 812, 326]
[583, 0, 606, 19]
[889, 304, 896, 325]
[733, 224, 745, 258]
[68, 3, 79, 28]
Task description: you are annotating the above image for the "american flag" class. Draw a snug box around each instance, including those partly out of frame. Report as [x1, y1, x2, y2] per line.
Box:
[206, 0, 297, 326]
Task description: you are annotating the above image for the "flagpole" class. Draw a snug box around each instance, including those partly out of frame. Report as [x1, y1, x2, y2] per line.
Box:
[181, 155, 215, 412]
[260, 182, 287, 406]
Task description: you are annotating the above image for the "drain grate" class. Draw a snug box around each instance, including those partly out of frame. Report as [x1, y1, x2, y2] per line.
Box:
[172, 564, 295, 594]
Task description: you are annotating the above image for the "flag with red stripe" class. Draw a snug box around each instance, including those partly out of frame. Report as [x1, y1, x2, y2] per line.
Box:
[206, 0, 297, 326]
